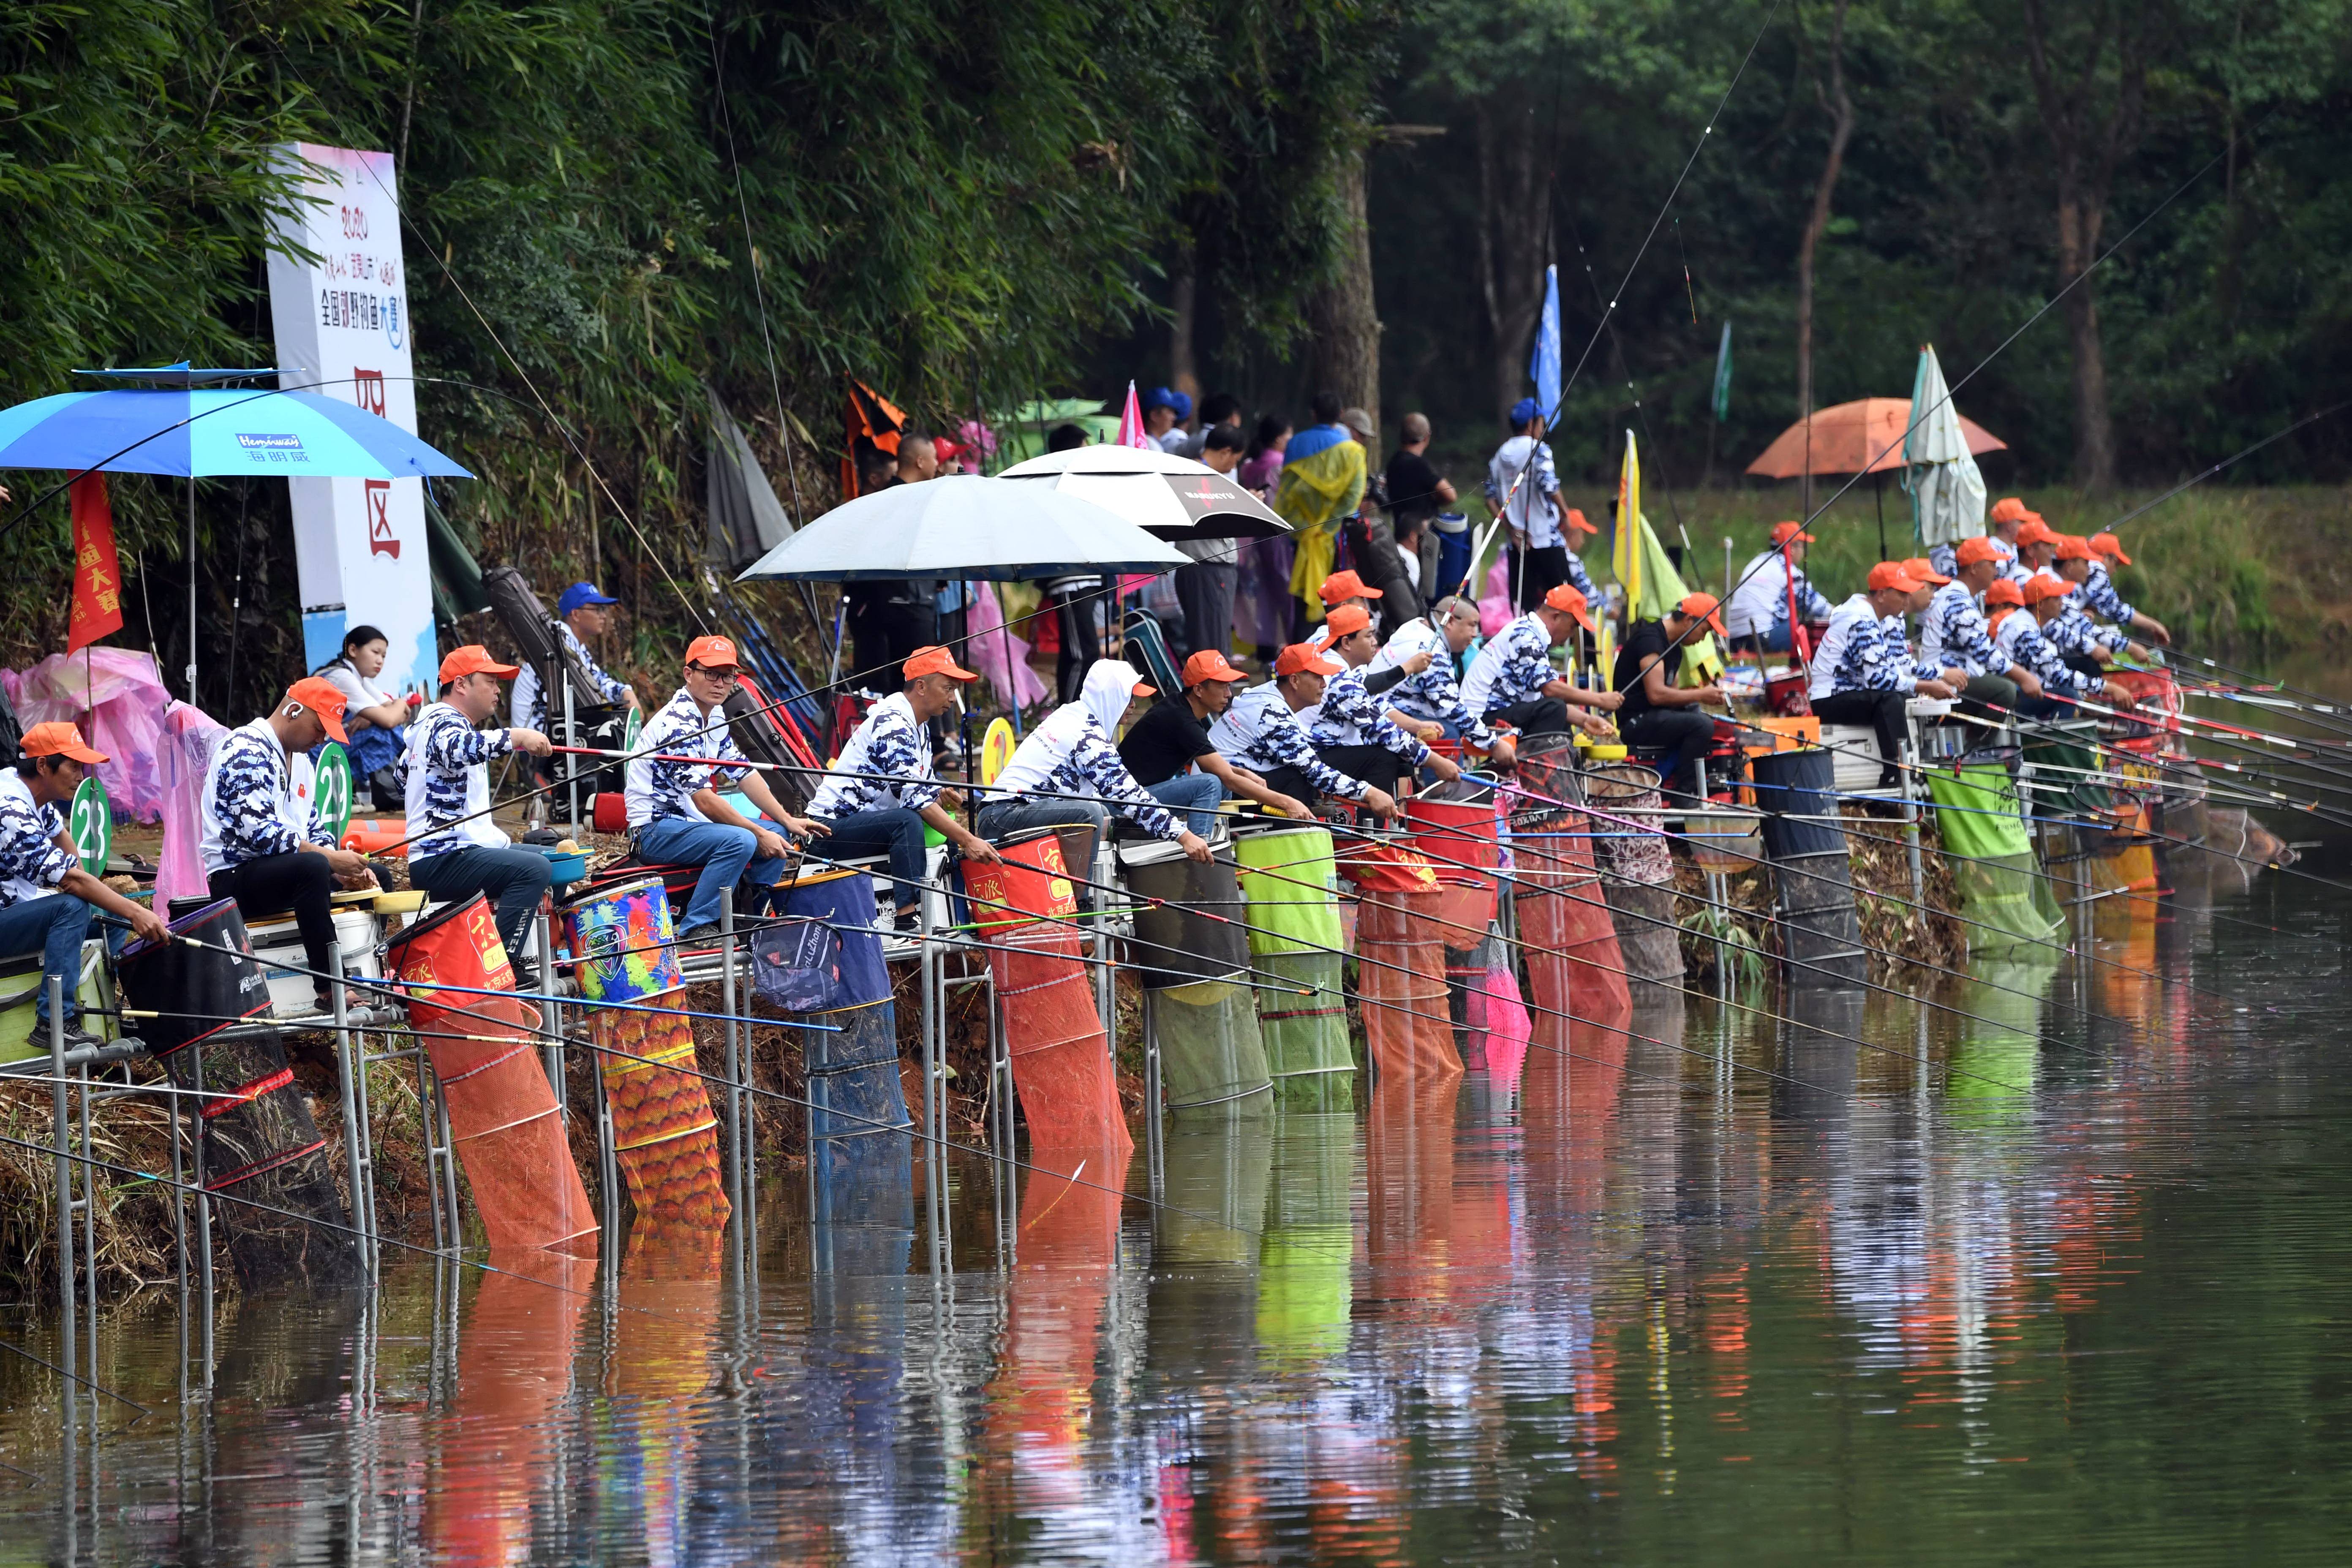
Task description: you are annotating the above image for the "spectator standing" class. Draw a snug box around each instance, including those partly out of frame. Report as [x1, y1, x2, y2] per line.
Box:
[1143, 387, 1192, 452]
[1238, 416, 1290, 498]
[1337, 406, 1421, 628]
[1271, 392, 1366, 629]
[1485, 399, 1597, 611]
[845, 433, 941, 685]
[1384, 412, 1456, 602]
[1174, 392, 1243, 460]
[1173, 425, 1249, 662]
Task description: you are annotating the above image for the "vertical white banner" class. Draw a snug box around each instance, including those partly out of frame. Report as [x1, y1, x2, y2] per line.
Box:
[264, 143, 437, 700]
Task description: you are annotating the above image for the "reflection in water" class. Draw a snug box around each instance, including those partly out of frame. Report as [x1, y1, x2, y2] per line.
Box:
[20, 878, 2352, 1563]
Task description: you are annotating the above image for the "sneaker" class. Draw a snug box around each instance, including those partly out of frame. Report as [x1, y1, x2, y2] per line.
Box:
[509, 958, 542, 993]
[42, 1023, 107, 1053]
[675, 923, 722, 946]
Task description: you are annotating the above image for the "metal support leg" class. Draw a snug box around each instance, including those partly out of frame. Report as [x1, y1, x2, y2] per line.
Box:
[330, 950, 376, 1276]
[561, 668, 580, 837]
[1901, 742, 1925, 904]
[721, 899, 742, 1217]
[1141, 985, 1162, 1201]
[539, 906, 564, 1119]
[49, 981, 74, 1434]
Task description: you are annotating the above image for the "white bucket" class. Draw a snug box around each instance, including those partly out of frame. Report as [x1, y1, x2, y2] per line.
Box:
[249, 907, 384, 1018]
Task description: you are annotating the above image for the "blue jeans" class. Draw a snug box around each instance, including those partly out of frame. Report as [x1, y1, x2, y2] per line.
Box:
[409, 845, 553, 959]
[1145, 773, 1224, 837]
[812, 808, 927, 911]
[634, 816, 787, 933]
[0, 894, 93, 1025]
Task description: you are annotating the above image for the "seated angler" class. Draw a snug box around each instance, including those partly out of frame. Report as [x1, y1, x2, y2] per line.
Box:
[1987, 576, 2109, 718]
[2011, 517, 2059, 584]
[1367, 595, 1517, 768]
[1898, 558, 1973, 689]
[512, 582, 642, 778]
[1726, 522, 1832, 655]
[2084, 533, 2171, 646]
[626, 636, 832, 942]
[202, 678, 393, 1012]
[981, 659, 1213, 868]
[1303, 569, 1383, 654]
[1611, 594, 1731, 806]
[0, 724, 167, 1047]
[2047, 536, 2151, 672]
[1919, 538, 2044, 716]
[1209, 644, 1396, 818]
[1808, 565, 1959, 789]
[1118, 649, 1315, 831]
[805, 647, 1000, 934]
[1458, 584, 1622, 738]
[405, 647, 558, 983]
[1309, 603, 1464, 807]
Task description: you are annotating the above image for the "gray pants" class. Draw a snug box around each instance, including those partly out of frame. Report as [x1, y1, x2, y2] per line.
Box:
[1962, 672, 2020, 719]
[1173, 561, 1238, 662]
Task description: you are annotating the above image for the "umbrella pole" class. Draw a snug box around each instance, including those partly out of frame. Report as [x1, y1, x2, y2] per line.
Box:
[185, 478, 197, 704]
[1875, 471, 1886, 559]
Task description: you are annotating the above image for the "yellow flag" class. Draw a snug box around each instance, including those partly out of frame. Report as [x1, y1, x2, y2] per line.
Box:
[1612, 429, 1641, 609]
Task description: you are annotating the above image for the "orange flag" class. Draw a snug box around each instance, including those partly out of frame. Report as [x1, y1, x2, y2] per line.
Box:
[67, 472, 125, 653]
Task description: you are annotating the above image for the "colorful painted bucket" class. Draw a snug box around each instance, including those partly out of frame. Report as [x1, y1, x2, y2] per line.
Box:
[565, 877, 685, 1004]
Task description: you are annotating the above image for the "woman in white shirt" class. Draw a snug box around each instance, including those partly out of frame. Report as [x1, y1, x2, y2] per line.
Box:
[313, 625, 414, 809]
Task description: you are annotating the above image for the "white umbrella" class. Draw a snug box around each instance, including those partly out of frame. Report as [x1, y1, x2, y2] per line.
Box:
[1903, 343, 1988, 551]
[733, 473, 1189, 583]
[996, 444, 1289, 541]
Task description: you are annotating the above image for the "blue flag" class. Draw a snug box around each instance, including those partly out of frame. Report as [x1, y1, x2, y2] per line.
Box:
[1529, 264, 1562, 419]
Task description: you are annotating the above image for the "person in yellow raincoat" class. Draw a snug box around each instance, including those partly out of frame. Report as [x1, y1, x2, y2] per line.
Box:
[1272, 392, 1366, 624]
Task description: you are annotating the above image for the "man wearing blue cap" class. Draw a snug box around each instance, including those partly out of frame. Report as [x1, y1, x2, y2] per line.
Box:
[512, 581, 642, 734]
[1143, 387, 1193, 453]
[1484, 400, 1595, 613]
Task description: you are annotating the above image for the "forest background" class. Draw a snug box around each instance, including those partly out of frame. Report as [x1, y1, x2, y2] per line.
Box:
[2, 0, 2348, 721]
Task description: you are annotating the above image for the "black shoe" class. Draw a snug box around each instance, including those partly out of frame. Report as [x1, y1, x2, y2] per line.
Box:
[675, 923, 721, 946]
[508, 958, 541, 993]
[44, 1024, 107, 1053]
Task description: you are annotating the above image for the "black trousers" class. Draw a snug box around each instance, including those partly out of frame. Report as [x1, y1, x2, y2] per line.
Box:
[849, 597, 937, 689]
[1809, 690, 1908, 784]
[209, 852, 393, 981]
[1622, 707, 1718, 803]
[1173, 561, 1237, 663]
[2062, 651, 2104, 678]
[1494, 695, 1570, 737]
[1053, 579, 1105, 703]
[1313, 742, 1407, 811]
[1513, 544, 1572, 611]
[1258, 764, 1326, 814]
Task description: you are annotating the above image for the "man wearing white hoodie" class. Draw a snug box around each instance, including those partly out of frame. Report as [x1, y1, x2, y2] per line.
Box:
[980, 660, 1214, 867]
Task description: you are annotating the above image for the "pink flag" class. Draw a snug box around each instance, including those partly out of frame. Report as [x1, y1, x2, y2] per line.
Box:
[1116, 381, 1155, 450]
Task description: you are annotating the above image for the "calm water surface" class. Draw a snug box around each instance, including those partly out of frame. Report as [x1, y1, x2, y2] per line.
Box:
[4, 868, 2351, 1563]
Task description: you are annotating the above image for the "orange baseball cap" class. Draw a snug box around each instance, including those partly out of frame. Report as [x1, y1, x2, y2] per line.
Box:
[20, 721, 106, 765]
[1324, 603, 1374, 639]
[903, 646, 978, 683]
[1541, 583, 1598, 632]
[1181, 648, 1247, 686]
[2025, 573, 2075, 605]
[2016, 517, 2057, 547]
[2054, 534, 2093, 561]
[684, 634, 740, 670]
[1677, 592, 1728, 638]
[1563, 507, 1600, 535]
[1274, 642, 1342, 678]
[1902, 557, 1953, 586]
[1984, 577, 2025, 607]
[2091, 531, 2132, 565]
[1990, 497, 2029, 525]
[1954, 536, 2003, 567]
[439, 645, 520, 684]
[1317, 569, 1382, 604]
[1769, 520, 1816, 546]
[283, 675, 350, 744]
[1867, 562, 1922, 593]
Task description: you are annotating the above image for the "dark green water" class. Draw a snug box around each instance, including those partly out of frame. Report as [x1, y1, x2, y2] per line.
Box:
[3, 869, 2351, 1563]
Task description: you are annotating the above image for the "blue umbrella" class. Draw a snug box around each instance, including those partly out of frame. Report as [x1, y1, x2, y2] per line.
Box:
[0, 385, 470, 479]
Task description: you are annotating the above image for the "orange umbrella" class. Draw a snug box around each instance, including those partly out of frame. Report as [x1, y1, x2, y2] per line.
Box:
[1745, 397, 2006, 478]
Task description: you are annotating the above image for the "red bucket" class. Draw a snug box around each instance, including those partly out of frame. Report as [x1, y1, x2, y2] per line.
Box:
[958, 827, 1079, 936]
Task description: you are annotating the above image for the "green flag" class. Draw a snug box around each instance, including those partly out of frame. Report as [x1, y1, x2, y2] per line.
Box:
[1711, 322, 1733, 423]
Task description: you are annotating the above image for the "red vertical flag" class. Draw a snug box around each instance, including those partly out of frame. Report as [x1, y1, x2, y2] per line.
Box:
[67, 472, 125, 653]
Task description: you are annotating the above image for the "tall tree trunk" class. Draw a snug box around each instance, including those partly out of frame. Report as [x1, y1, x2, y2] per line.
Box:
[1169, 242, 1201, 406]
[1794, 0, 1854, 520]
[1310, 142, 1383, 465]
[2020, 0, 2151, 495]
[1473, 95, 1549, 425]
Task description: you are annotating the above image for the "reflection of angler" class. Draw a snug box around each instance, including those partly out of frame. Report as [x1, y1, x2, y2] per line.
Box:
[1231, 822, 1353, 1115]
[382, 892, 598, 1253]
[116, 901, 359, 1285]
[751, 868, 912, 1143]
[1121, 836, 1273, 1121]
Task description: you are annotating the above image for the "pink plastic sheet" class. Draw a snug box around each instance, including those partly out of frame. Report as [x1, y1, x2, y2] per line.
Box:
[1480, 555, 1513, 637]
[155, 702, 229, 909]
[966, 583, 1050, 711]
[3, 648, 177, 822]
